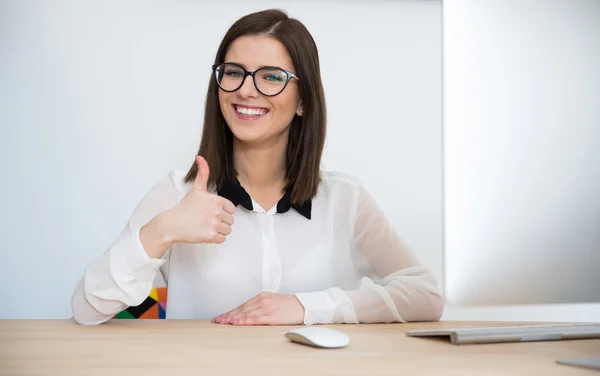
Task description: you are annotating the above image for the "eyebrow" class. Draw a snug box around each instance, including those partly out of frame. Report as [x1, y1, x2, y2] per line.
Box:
[225, 61, 289, 72]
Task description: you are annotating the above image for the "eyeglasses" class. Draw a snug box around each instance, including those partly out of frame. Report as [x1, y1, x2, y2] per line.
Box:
[212, 63, 299, 97]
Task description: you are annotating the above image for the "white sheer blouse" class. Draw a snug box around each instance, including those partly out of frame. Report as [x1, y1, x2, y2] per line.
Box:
[71, 170, 444, 325]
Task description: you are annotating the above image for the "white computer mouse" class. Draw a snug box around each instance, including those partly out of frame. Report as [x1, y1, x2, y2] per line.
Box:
[285, 327, 350, 349]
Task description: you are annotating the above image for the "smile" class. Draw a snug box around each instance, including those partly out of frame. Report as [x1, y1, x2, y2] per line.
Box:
[233, 104, 269, 119]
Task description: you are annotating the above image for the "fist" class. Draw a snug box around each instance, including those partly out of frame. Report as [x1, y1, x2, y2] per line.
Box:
[166, 155, 236, 244]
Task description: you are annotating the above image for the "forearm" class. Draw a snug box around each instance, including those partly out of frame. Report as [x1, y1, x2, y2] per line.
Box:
[296, 266, 444, 325]
[71, 277, 114, 325]
[72, 225, 167, 325]
[343, 271, 444, 323]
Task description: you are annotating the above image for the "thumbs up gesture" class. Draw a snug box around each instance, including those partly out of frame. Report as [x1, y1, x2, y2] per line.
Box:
[166, 156, 237, 244]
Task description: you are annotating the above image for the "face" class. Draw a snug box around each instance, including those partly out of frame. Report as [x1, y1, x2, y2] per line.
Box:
[218, 35, 302, 147]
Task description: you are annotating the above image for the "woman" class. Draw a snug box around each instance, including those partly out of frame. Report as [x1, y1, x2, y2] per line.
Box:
[71, 9, 444, 325]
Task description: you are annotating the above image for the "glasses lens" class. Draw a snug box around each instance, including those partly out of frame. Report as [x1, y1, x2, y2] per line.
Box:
[214, 63, 244, 91]
[255, 68, 289, 96]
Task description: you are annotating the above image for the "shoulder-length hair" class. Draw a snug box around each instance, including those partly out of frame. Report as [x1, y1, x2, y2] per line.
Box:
[184, 9, 326, 205]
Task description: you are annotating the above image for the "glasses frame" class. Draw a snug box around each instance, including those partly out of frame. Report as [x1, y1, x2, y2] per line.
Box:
[211, 62, 299, 97]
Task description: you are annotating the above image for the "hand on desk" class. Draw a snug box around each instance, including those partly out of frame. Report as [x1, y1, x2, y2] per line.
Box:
[212, 292, 305, 325]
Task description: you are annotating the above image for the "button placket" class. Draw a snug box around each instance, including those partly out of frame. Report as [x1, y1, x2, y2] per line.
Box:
[260, 213, 281, 292]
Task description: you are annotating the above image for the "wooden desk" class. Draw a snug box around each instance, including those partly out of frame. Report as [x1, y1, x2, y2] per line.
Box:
[1, 320, 599, 375]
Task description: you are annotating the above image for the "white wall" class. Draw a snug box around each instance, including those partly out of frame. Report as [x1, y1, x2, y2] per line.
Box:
[1, 0, 597, 323]
[0, 0, 443, 319]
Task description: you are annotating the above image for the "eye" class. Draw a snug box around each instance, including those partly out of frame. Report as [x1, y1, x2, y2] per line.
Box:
[224, 69, 244, 78]
[263, 73, 284, 82]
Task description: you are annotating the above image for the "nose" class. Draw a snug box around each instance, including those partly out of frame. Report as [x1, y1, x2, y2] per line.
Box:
[237, 73, 259, 99]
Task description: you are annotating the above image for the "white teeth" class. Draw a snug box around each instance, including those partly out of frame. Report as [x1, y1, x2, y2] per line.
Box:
[236, 106, 267, 116]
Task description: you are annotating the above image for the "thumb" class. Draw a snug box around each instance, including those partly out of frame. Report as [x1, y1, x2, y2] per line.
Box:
[193, 155, 209, 191]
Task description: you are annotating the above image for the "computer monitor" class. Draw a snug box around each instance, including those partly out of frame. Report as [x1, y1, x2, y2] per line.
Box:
[443, 120, 600, 307]
[437, 2, 600, 369]
[442, 0, 600, 308]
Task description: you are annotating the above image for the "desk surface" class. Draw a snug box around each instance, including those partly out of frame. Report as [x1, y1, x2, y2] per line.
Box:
[1, 320, 599, 376]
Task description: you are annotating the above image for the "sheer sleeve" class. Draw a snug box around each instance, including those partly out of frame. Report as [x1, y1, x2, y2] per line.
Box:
[71, 172, 179, 325]
[295, 181, 444, 325]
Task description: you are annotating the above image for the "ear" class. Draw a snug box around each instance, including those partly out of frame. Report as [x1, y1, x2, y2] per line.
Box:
[296, 101, 304, 117]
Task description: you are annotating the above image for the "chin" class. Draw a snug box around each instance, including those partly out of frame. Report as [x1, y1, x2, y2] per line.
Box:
[228, 124, 267, 144]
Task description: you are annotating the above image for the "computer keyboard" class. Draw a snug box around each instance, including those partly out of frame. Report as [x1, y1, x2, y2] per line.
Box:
[406, 323, 600, 345]
[447, 323, 600, 334]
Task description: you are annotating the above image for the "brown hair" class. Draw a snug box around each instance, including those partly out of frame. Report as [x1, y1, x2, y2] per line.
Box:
[183, 9, 326, 205]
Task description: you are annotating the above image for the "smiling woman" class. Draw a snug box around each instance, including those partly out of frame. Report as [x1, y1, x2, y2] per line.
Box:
[214, 34, 306, 176]
[188, 13, 326, 208]
[71, 9, 444, 326]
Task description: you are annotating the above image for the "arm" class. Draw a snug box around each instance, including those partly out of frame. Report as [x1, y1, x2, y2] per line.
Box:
[71, 173, 179, 325]
[295, 182, 444, 325]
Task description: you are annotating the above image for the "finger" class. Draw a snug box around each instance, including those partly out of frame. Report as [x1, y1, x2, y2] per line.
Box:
[212, 233, 226, 244]
[216, 222, 231, 236]
[224, 296, 267, 323]
[220, 198, 236, 215]
[229, 307, 264, 324]
[233, 315, 269, 326]
[212, 304, 247, 324]
[226, 301, 263, 322]
[220, 212, 234, 226]
[192, 155, 209, 192]
[212, 309, 236, 324]
[213, 295, 261, 323]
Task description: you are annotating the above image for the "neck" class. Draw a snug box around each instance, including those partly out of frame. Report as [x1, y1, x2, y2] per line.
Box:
[233, 136, 288, 191]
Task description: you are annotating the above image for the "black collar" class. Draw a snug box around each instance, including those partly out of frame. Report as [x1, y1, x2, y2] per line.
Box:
[217, 178, 312, 220]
